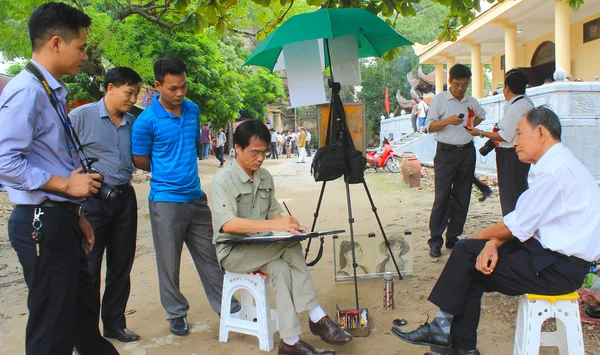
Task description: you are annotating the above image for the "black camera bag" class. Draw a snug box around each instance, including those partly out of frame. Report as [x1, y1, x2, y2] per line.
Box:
[311, 145, 346, 182]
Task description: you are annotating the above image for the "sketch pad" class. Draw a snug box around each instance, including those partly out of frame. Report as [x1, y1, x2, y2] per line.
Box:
[216, 230, 345, 245]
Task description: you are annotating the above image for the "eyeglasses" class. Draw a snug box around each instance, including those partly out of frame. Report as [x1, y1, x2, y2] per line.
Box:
[451, 82, 470, 89]
[249, 149, 270, 157]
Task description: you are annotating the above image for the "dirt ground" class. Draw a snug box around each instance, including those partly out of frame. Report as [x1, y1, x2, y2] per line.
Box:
[0, 156, 598, 355]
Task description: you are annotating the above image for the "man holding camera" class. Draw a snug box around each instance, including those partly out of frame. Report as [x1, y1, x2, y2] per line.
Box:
[466, 69, 534, 216]
[132, 57, 238, 336]
[0, 3, 118, 354]
[425, 64, 486, 258]
[69, 67, 143, 342]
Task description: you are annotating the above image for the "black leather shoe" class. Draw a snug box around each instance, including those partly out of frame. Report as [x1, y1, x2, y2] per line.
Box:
[103, 328, 140, 342]
[278, 340, 335, 355]
[478, 188, 492, 202]
[430, 247, 442, 258]
[170, 316, 189, 336]
[391, 321, 451, 348]
[428, 346, 480, 355]
[309, 316, 353, 345]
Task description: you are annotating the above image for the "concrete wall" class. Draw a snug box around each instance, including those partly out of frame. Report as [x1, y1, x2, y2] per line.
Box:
[381, 82, 600, 177]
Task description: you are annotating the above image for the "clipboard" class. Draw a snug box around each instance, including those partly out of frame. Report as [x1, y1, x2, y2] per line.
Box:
[216, 230, 345, 245]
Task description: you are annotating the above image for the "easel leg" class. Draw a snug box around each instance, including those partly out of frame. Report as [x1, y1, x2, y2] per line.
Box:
[305, 181, 327, 260]
[345, 180, 360, 311]
[362, 180, 403, 280]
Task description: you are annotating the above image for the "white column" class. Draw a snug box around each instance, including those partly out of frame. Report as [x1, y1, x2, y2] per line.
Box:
[435, 63, 445, 95]
[504, 24, 517, 71]
[471, 44, 484, 99]
[554, 0, 571, 75]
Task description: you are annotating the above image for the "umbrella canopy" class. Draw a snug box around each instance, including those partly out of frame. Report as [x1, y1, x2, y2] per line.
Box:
[244, 8, 412, 71]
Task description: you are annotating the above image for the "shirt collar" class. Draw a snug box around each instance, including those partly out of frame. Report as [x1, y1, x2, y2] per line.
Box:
[30, 59, 67, 99]
[531, 142, 564, 175]
[445, 90, 470, 104]
[232, 158, 251, 183]
[231, 157, 265, 186]
[97, 97, 134, 125]
[151, 94, 189, 119]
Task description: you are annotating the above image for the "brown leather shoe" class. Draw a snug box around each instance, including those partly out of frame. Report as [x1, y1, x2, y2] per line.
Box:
[278, 340, 335, 355]
[309, 316, 353, 345]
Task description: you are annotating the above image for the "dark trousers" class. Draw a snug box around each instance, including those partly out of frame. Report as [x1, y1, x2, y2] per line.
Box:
[496, 147, 530, 216]
[8, 206, 118, 355]
[429, 143, 476, 248]
[306, 142, 311, 157]
[411, 114, 418, 132]
[215, 146, 225, 165]
[270, 142, 278, 159]
[428, 238, 588, 350]
[83, 185, 137, 332]
[472, 177, 490, 193]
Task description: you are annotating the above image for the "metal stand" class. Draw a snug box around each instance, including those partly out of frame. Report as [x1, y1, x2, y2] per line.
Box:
[303, 39, 402, 311]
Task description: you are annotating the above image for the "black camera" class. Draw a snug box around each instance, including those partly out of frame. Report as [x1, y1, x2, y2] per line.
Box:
[84, 158, 121, 201]
[479, 139, 496, 156]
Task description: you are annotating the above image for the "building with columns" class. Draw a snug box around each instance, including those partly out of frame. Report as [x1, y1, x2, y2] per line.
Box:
[380, 0, 600, 177]
[414, 0, 600, 98]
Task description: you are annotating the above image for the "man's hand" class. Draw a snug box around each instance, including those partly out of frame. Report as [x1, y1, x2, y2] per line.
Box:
[445, 115, 465, 126]
[79, 215, 95, 254]
[271, 216, 306, 234]
[65, 168, 102, 197]
[476, 240, 500, 275]
[464, 126, 481, 137]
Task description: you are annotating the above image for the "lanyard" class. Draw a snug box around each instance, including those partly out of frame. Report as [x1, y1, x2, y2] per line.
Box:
[25, 62, 89, 169]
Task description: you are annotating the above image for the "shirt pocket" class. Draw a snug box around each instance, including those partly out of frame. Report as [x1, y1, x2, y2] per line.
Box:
[258, 187, 273, 215]
[235, 193, 253, 218]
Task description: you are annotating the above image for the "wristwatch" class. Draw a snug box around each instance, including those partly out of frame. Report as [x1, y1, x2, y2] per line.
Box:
[479, 131, 484, 138]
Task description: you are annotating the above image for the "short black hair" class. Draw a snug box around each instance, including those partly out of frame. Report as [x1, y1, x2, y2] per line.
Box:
[28, 2, 91, 51]
[153, 57, 186, 84]
[234, 120, 271, 149]
[103, 67, 142, 91]
[449, 64, 472, 81]
[525, 106, 561, 141]
[505, 69, 528, 95]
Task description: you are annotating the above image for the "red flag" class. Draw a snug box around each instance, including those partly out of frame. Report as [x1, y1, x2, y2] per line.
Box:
[384, 87, 390, 114]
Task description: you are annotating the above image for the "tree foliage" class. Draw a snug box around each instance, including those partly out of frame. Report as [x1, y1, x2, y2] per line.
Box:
[0, 0, 285, 126]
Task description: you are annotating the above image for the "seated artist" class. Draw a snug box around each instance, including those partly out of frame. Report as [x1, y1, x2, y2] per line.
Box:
[211, 120, 353, 355]
[392, 106, 600, 355]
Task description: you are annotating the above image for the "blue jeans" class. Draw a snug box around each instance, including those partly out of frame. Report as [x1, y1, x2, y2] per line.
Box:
[201, 143, 211, 159]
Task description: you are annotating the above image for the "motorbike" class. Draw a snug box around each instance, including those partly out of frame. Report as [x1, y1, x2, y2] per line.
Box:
[365, 138, 401, 173]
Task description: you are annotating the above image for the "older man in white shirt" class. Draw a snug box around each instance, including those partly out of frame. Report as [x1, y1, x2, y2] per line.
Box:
[393, 106, 599, 355]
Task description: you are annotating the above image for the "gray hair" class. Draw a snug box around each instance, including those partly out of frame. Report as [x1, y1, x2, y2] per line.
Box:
[525, 106, 561, 141]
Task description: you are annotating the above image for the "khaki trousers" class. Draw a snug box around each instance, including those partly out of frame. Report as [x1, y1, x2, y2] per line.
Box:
[221, 241, 319, 338]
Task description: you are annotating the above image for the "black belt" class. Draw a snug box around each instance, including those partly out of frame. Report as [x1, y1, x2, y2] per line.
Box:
[437, 141, 474, 151]
[19, 200, 82, 216]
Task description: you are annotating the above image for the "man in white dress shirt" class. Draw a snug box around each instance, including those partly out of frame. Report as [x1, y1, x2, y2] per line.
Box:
[426, 64, 486, 258]
[393, 106, 600, 355]
[466, 68, 534, 216]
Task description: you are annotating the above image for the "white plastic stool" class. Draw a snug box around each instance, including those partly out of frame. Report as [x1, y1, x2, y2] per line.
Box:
[513, 292, 584, 355]
[219, 270, 279, 352]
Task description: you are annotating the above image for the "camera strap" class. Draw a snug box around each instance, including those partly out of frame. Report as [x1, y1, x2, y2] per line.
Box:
[25, 62, 87, 168]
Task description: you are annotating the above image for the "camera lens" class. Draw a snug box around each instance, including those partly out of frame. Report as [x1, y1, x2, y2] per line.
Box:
[97, 182, 121, 201]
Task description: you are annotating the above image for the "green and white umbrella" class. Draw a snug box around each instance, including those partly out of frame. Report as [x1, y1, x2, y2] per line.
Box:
[243, 8, 413, 72]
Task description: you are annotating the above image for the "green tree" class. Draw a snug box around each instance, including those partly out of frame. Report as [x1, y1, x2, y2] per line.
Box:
[240, 68, 286, 120]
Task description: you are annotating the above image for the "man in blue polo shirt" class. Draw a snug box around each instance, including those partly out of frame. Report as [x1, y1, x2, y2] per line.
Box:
[132, 57, 239, 336]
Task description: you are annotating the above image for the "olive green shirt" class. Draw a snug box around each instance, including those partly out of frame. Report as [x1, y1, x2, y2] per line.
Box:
[211, 158, 284, 262]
